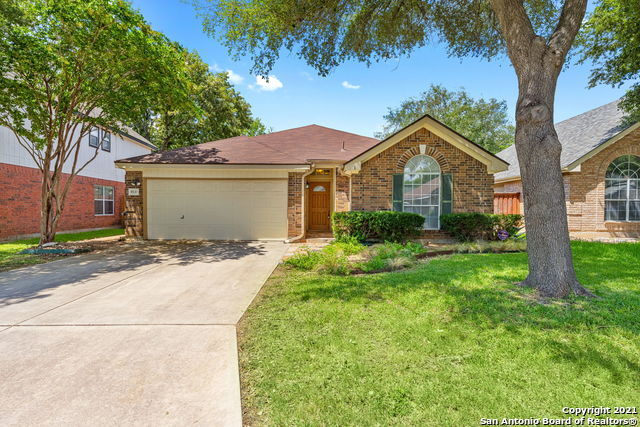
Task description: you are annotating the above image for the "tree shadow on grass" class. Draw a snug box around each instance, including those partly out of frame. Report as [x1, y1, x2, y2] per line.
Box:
[290, 251, 640, 336]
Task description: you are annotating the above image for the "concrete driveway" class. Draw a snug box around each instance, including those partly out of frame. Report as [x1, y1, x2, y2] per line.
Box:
[0, 240, 287, 426]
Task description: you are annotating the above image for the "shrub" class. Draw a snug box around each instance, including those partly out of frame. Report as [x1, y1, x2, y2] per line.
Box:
[332, 211, 425, 243]
[440, 213, 523, 242]
[329, 238, 365, 255]
[357, 242, 425, 272]
[284, 248, 324, 270]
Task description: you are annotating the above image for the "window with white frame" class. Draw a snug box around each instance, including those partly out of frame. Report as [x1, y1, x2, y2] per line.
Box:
[403, 155, 441, 229]
[101, 131, 111, 152]
[88, 127, 100, 148]
[605, 155, 640, 221]
[94, 185, 114, 216]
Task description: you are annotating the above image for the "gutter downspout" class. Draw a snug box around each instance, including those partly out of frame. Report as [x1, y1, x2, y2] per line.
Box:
[285, 164, 315, 243]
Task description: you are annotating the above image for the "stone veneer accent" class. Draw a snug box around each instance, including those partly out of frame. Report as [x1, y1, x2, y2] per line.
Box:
[335, 173, 351, 212]
[124, 171, 144, 238]
[287, 172, 304, 238]
[351, 127, 493, 217]
[493, 127, 640, 238]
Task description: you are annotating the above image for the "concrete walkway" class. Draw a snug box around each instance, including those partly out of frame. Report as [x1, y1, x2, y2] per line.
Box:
[0, 241, 287, 426]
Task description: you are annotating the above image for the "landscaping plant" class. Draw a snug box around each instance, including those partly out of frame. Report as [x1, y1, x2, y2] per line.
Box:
[440, 213, 523, 242]
[332, 211, 425, 243]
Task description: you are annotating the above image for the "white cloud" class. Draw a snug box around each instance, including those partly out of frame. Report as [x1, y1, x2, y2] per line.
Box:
[209, 63, 222, 72]
[226, 69, 244, 84]
[341, 81, 361, 90]
[255, 75, 283, 91]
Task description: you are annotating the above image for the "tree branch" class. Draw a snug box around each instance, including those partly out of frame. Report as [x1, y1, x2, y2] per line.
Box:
[488, 0, 537, 73]
[546, 0, 588, 64]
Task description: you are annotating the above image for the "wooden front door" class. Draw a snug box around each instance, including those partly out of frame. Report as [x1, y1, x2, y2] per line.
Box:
[308, 182, 331, 231]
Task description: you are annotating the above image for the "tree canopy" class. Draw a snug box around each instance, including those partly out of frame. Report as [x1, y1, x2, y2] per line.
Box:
[377, 85, 514, 153]
[193, 0, 560, 76]
[133, 51, 268, 151]
[0, 0, 189, 150]
[0, 0, 190, 242]
[579, 0, 640, 123]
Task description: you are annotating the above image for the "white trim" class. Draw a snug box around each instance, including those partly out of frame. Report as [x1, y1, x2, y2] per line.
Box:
[403, 155, 441, 230]
[498, 121, 640, 182]
[116, 163, 311, 172]
[344, 116, 509, 174]
[564, 121, 640, 172]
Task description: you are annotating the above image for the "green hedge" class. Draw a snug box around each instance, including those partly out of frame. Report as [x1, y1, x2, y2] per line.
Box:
[440, 213, 523, 242]
[331, 211, 425, 243]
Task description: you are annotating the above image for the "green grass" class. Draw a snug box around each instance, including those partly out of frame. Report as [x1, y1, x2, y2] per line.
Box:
[0, 228, 124, 272]
[239, 241, 640, 425]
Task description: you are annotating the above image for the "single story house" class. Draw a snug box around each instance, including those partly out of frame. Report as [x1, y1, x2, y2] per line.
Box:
[494, 100, 640, 239]
[116, 116, 508, 241]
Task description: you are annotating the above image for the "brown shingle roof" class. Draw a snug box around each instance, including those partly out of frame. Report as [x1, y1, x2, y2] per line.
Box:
[116, 125, 379, 165]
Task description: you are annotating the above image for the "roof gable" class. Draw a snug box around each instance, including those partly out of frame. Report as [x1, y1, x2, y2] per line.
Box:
[496, 99, 636, 181]
[343, 114, 509, 174]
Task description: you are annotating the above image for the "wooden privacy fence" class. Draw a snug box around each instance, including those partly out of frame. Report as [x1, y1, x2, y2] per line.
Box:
[494, 193, 521, 215]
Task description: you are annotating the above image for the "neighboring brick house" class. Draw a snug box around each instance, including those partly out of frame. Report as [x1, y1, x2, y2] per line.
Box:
[0, 125, 154, 240]
[494, 100, 640, 239]
[116, 115, 508, 241]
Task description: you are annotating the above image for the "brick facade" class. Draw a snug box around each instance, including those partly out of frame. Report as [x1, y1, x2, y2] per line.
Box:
[350, 128, 493, 237]
[0, 162, 123, 240]
[117, 128, 499, 241]
[123, 171, 144, 238]
[493, 128, 640, 239]
[287, 172, 304, 238]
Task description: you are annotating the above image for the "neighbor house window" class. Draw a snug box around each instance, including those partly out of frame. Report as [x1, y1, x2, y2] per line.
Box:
[403, 155, 441, 230]
[101, 131, 111, 152]
[94, 185, 114, 216]
[88, 127, 100, 148]
[605, 155, 640, 221]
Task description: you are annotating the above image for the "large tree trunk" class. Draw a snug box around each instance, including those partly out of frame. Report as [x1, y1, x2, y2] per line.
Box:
[514, 61, 593, 298]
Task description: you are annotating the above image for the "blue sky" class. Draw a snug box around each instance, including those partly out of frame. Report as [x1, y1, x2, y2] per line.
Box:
[131, 0, 631, 137]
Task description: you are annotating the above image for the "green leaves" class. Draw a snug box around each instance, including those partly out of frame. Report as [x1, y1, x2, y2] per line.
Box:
[0, 0, 190, 149]
[578, 0, 640, 123]
[193, 0, 565, 76]
[133, 50, 267, 150]
[376, 84, 514, 153]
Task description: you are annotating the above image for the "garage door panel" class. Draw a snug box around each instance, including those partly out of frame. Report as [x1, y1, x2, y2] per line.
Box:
[146, 179, 287, 240]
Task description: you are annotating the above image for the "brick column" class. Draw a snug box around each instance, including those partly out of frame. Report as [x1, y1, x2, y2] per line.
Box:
[124, 171, 144, 238]
[335, 174, 351, 212]
[287, 172, 304, 238]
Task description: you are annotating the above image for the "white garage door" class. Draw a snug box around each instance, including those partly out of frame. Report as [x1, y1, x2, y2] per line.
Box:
[146, 179, 288, 240]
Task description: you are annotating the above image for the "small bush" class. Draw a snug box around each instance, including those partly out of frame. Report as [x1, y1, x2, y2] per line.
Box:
[329, 238, 365, 255]
[357, 241, 425, 272]
[316, 248, 352, 275]
[440, 213, 523, 242]
[284, 248, 324, 270]
[332, 211, 425, 243]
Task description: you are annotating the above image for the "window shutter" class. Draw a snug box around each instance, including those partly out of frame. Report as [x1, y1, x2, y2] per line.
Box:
[392, 173, 404, 211]
[441, 174, 453, 216]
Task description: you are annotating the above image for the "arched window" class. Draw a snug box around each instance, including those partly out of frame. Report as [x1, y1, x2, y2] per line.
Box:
[403, 155, 441, 229]
[605, 155, 640, 221]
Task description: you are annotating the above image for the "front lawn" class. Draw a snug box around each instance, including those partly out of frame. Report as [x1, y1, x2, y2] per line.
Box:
[0, 228, 125, 272]
[239, 241, 639, 425]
